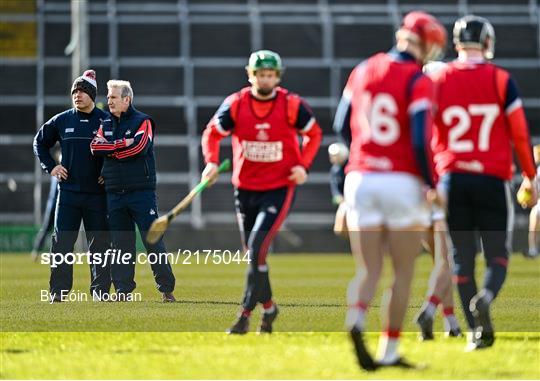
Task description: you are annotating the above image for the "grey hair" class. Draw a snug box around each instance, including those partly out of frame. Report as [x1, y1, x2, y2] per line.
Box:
[107, 80, 134, 100]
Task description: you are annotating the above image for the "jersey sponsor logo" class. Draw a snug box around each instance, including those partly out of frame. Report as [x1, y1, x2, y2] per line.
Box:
[363, 155, 393, 170]
[65, 128, 74, 133]
[455, 160, 485, 173]
[80, 119, 89, 123]
[104, 131, 113, 136]
[242, 140, 283, 162]
[255, 122, 271, 141]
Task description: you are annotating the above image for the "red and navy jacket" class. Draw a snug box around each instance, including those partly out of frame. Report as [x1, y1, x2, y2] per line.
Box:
[33, 107, 108, 194]
[202, 86, 322, 191]
[90, 105, 157, 193]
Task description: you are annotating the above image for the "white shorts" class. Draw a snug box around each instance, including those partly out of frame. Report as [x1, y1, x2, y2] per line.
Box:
[344, 171, 430, 229]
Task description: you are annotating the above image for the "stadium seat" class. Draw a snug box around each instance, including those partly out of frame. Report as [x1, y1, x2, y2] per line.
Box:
[262, 24, 323, 58]
[191, 23, 251, 57]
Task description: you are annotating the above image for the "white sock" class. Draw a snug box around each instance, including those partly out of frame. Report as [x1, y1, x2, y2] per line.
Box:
[421, 300, 438, 318]
[479, 289, 494, 304]
[345, 305, 366, 330]
[444, 314, 459, 331]
[264, 304, 275, 314]
[345, 274, 367, 330]
[376, 335, 400, 364]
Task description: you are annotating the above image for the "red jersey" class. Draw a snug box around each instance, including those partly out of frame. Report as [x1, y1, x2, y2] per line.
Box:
[344, 52, 435, 180]
[202, 87, 322, 191]
[432, 60, 535, 180]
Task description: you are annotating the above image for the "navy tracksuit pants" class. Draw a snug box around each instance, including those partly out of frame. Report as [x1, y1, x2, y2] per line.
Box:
[107, 190, 175, 294]
[442, 173, 513, 330]
[235, 185, 295, 312]
[50, 189, 111, 295]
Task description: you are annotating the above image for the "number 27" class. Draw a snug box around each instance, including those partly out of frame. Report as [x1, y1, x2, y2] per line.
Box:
[444, 104, 499, 153]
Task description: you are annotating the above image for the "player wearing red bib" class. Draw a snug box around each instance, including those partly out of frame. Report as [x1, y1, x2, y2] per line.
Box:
[432, 15, 537, 350]
[201, 50, 322, 334]
[414, 61, 462, 342]
[335, 12, 447, 370]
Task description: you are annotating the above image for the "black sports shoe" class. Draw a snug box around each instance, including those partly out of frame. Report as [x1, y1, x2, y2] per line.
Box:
[414, 310, 434, 341]
[162, 292, 176, 303]
[51, 293, 63, 303]
[376, 357, 416, 369]
[465, 329, 495, 351]
[349, 327, 378, 371]
[258, 306, 279, 334]
[226, 316, 249, 335]
[523, 250, 538, 259]
[470, 294, 494, 334]
[474, 330, 495, 349]
[445, 327, 463, 338]
[469, 294, 495, 349]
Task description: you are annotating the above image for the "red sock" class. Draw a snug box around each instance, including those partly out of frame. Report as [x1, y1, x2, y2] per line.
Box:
[241, 309, 251, 318]
[348, 301, 368, 311]
[443, 306, 454, 316]
[262, 301, 273, 310]
[428, 295, 441, 306]
[384, 327, 401, 339]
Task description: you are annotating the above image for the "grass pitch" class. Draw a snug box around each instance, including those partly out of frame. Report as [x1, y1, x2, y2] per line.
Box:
[1, 252, 539, 379]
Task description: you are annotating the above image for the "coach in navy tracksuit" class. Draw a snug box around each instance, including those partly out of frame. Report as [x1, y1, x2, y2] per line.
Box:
[33, 70, 111, 300]
[90, 80, 175, 302]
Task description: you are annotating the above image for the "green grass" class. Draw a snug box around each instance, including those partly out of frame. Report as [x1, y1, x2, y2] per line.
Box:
[1, 253, 539, 379]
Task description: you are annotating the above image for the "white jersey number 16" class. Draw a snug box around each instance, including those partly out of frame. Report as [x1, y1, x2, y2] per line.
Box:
[359, 92, 400, 146]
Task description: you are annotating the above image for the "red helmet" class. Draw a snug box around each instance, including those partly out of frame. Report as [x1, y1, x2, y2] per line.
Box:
[398, 11, 447, 62]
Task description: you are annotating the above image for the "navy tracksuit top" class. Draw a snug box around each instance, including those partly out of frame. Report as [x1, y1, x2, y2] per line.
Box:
[100, 105, 157, 193]
[33, 107, 109, 194]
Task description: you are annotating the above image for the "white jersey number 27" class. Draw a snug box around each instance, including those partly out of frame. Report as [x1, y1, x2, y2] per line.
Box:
[443, 104, 499, 153]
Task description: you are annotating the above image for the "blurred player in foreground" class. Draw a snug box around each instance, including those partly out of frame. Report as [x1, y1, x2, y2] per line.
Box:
[431, 15, 537, 350]
[334, 12, 446, 370]
[328, 142, 348, 237]
[201, 50, 322, 334]
[414, 61, 462, 340]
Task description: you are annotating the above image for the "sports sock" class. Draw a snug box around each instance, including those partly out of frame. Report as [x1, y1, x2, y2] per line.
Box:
[483, 257, 507, 298]
[345, 301, 368, 330]
[262, 300, 275, 314]
[478, 288, 494, 304]
[443, 307, 460, 331]
[454, 274, 477, 330]
[421, 295, 441, 318]
[376, 328, 400, 364]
